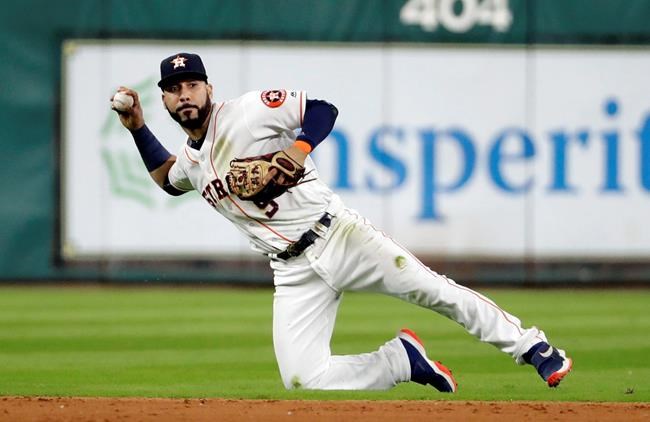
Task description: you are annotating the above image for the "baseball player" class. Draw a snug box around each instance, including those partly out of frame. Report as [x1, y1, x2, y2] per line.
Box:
[112, 52, 572, 392]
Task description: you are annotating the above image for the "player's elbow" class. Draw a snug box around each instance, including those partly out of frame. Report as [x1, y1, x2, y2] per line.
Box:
[162, 185, 187, 196]
[329, 102, 338, 120]
[161, 174, 188, 196]
[324, 101, 338, 133]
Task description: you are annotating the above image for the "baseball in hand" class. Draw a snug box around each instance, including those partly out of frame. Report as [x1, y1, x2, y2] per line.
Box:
[112, 91, 134, 112]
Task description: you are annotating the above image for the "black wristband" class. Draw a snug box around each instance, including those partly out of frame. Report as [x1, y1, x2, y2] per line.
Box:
[130, 125, 172, 172]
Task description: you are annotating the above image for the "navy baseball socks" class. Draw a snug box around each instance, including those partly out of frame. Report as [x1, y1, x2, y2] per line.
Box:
[523, 341, 573, 387]
[398, 328, 458, 393]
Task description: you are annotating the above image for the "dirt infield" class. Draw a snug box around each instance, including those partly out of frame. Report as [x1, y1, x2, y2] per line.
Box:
[1, 397, 649, 422]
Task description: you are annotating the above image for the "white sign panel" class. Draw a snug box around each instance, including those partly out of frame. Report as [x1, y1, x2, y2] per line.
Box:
[61, 41, 650, 259]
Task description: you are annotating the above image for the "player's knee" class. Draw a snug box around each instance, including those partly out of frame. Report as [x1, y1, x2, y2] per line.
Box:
[280, 370, 322, 390]
[281, 374, 305, 390]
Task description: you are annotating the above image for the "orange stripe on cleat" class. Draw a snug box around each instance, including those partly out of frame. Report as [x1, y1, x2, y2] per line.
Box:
[434, 361, 458, 392]
[547, 358, 572, 387]
[400, 328, 424, 347]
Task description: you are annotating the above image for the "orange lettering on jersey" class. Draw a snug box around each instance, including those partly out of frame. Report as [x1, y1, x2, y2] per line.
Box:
[261, 90, 286, 108]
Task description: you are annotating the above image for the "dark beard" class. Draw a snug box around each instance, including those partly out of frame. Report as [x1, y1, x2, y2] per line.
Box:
[168, 97, 212, 130]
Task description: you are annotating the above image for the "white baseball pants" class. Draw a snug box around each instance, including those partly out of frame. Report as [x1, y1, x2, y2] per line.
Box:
[270, 201, 546, 390]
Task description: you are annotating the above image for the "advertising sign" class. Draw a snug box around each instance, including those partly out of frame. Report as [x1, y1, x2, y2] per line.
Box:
[61, 41, 650, 259]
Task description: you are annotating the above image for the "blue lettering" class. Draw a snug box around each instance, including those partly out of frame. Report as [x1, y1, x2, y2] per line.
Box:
[418, 128, 476, 221]
[601, 98, 624, 192]
[365, 126, 407, 191]
[547, 130, 589, 192]
[314, 129, 354, 190]
[638, 113, 650, 191]
[489, 128, 535, 193]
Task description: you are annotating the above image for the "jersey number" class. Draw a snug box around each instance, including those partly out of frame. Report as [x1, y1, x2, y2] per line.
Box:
[254, 199, 279, 218]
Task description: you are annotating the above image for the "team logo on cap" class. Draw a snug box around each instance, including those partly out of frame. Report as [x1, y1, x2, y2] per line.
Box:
[170, 55, 187, 69]
[261, 90, 286, 108]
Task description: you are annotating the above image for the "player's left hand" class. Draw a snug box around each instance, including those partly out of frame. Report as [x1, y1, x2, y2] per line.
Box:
[226, 149, 307, 202]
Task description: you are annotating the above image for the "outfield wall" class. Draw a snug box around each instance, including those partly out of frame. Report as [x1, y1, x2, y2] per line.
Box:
[2, 0, 650, 283]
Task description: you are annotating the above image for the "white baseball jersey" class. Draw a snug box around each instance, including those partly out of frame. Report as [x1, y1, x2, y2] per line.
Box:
[162, 88, 555, 392]
[167, 89, 334, 255]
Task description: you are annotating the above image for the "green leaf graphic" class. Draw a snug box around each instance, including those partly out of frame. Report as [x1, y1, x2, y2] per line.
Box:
[101, 148, 155, 208]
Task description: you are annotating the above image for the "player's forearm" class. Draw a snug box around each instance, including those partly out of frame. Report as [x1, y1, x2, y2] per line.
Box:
[283, 144, 309, 166]
[149, 157, 176, 187]
[130, 124, 173, 186]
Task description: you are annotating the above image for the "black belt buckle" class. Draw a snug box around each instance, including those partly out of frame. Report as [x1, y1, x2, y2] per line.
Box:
[276, 212, 333, 260]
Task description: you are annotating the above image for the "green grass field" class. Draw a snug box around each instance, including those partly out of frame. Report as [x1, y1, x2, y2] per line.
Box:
[0, 286, 648, 402]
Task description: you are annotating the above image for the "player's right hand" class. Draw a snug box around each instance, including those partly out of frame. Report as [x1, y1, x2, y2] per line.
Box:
[111, 87, 145, 131]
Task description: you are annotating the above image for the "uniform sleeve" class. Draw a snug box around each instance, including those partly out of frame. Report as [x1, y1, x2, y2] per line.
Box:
[241, 90, 307, 140]
[167, 148, 194, 192]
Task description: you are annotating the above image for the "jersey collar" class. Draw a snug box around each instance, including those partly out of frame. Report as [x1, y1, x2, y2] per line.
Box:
[186, 133, 206, 150]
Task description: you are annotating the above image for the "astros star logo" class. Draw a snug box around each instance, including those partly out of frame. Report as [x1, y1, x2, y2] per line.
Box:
[261, 89, 287, 108]
[171, 56, 187, 69]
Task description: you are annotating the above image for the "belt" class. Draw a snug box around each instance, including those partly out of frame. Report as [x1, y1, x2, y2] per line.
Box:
[274, 213, 333, 260]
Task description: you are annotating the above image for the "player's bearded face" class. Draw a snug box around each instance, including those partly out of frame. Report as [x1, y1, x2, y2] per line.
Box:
[167, 94, 212, 130]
